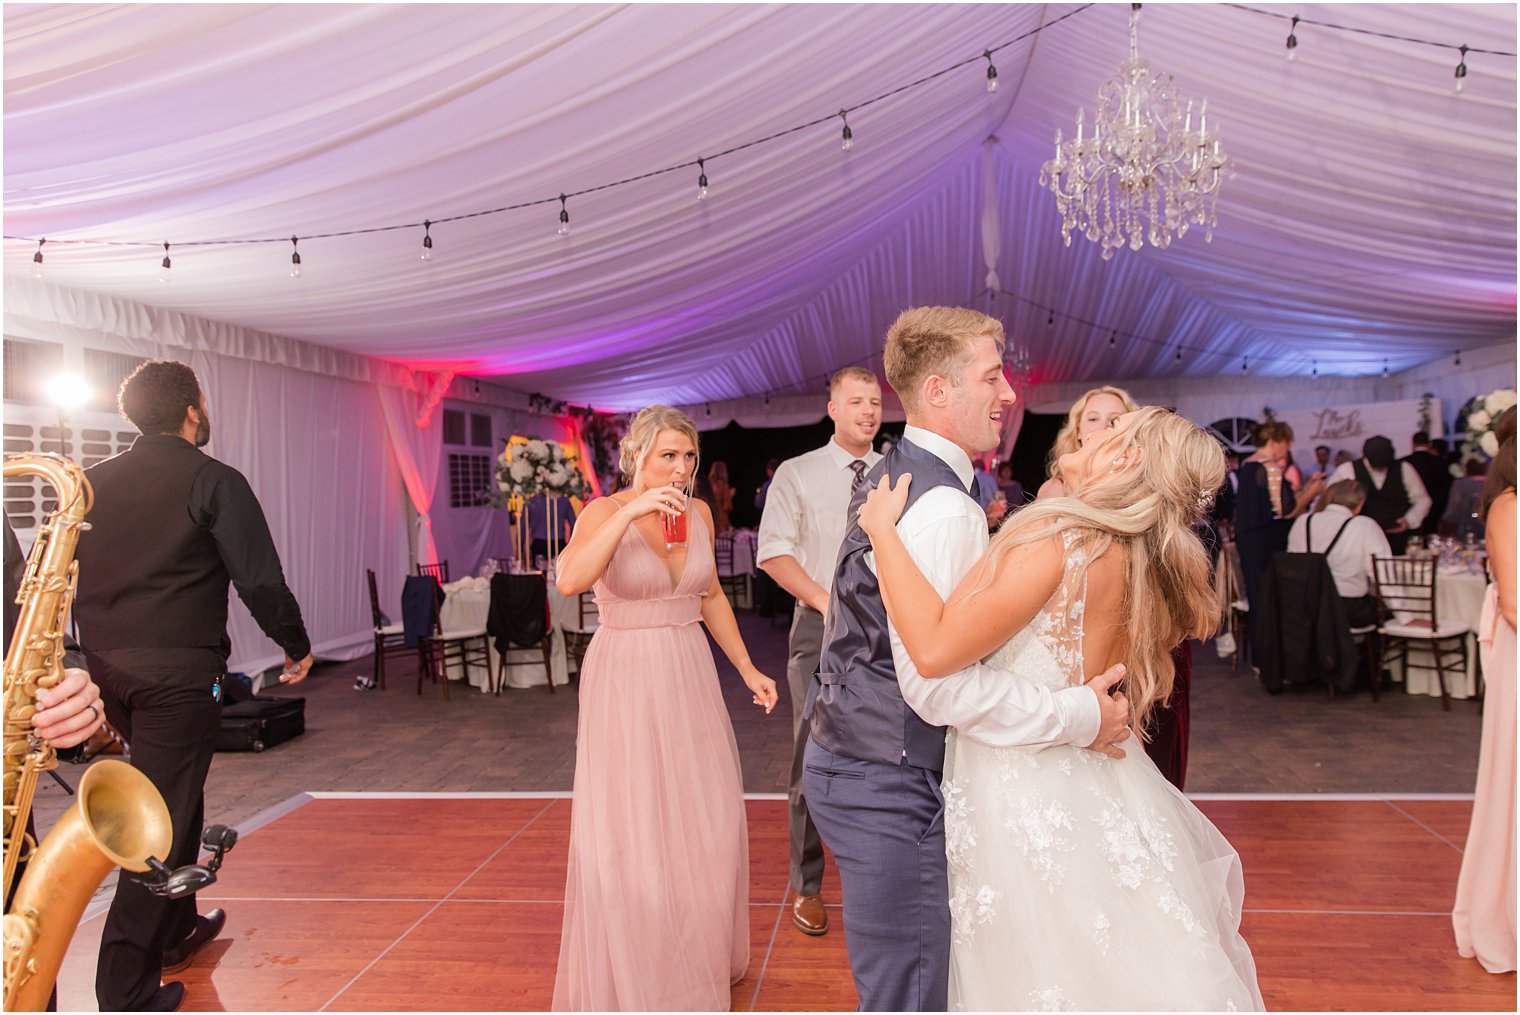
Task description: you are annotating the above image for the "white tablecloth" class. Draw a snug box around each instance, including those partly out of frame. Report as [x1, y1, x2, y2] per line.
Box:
[717, 529, 757, 609]
[1396, 567, 1488, 699]
[439, 577, 571, 691]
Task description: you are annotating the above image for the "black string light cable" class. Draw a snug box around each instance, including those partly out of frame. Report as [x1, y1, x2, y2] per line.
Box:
[3, 5, 1096, 259]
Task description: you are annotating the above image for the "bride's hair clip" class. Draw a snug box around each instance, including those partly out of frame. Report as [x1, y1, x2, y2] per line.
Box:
[1196, 489, 1215, 513]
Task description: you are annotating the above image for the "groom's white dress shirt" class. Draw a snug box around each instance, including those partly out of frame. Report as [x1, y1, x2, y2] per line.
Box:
[871, 425, 1101, 751]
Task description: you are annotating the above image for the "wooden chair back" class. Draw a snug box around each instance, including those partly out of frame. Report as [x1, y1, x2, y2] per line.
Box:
[416, 560, 450, 584]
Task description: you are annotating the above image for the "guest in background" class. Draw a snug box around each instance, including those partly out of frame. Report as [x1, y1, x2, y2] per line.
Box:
[1286, 480, 1391, 629]
[1453, 406, 1515, 975]
[1283, 452, 1304, 494]
[1444, 459, 1490, 541]
[1310, 444, 1333, 482]
[1330, 435, 1431, 555]
[757, 366, 881, 937]
[752, 458, 784, 616]
[1037, 385, 1137, 499]
[754, 458, 781, 514]
[552, 405, 777, 1010]
[995, 460, 1024, 506]
[1333, 449, 1355, 468]
[524, 492, 576, 564]
[970, 454, 998, 507]
[704, 460, 736, 533]
[1235, 421, 1324, 667]
[1406, 431, 1454, 539]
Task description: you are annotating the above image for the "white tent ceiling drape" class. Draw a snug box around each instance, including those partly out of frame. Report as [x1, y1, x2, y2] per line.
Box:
[4, 4, 1515, 411]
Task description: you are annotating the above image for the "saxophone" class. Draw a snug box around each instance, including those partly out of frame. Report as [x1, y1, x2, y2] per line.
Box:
[2, 453, 173, 1012]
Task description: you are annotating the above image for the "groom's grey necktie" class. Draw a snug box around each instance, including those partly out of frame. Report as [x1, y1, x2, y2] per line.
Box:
[849, 459, 868, 494]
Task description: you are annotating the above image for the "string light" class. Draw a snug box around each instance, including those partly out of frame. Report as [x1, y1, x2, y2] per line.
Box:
[696, 158, 709, 201]
[31, 238, 44, 279]
[1312, 359, 1318, 377]
[421, 220, 434, 261]
[1176, 345, 1183, 362]
[1454, 44, 1468, 93]
[1109, 329, 1117, 349]
[1242, 356, 1249, 374]
[557, 194, 570, 236]
[289, 236, 302, 279]
[839, 110, 853, 151]
[984, 49, 999, 92]
[158, 242, 172, 283]
[1047, 310, 1055, 328]
[1455, 349, 1463, 367]
[1382, 358, 1389, 378]
[1285, 15, 1300, 61]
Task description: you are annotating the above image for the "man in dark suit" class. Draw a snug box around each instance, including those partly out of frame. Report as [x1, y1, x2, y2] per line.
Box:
[73, 361, 312, 1012]
[801, 308, 1128, 1010]
[1405, 431, 1453, 538]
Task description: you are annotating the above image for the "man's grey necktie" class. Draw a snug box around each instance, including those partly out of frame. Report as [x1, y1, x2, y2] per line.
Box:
[849, 459, 867, 494]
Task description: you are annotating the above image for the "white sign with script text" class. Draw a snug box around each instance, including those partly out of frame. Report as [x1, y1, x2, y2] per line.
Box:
[1274, 398, 1442, 460]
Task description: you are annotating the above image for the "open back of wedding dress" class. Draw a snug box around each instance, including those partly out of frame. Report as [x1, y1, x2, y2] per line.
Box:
[943, 530, 1265, 1012]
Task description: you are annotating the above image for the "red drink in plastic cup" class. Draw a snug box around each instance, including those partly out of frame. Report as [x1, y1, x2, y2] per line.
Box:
[661, 502, 688, 548]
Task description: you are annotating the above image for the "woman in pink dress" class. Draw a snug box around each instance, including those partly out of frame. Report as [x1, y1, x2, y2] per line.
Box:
[551, 405, 778, 1011]
[1453, 406, 1516, 974]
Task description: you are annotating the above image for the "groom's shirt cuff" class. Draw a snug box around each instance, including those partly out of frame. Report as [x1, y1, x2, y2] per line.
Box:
[878, 487, 1102, 751]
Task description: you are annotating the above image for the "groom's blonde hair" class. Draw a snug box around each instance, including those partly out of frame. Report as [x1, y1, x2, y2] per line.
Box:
[977, 406, 1224, 732]
[883, 307, 1004, 413]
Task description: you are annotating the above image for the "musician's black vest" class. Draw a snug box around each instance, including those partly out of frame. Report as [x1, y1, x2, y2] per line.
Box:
[805, 437, 969, 773]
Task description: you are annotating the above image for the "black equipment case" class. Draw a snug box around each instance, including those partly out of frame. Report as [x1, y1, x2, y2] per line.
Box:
[217, 696, 305, 753]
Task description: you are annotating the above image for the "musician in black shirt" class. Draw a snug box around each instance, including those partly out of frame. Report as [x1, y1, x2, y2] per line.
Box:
[74, 360, 312, 1013]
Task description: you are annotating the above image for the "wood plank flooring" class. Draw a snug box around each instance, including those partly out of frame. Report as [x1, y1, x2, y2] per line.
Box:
[55, 795, 1514, 1012]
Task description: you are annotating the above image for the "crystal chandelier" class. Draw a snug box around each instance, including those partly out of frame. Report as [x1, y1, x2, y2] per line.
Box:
[1040, 4, 1228, 260]
[1003, 341, 1034, 388]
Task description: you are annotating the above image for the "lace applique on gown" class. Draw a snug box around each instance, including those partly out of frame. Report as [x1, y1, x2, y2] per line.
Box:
[943, 530, 1264, 1012]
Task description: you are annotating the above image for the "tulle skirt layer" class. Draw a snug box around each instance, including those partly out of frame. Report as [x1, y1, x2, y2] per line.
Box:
[944, 732, 1264, 1012]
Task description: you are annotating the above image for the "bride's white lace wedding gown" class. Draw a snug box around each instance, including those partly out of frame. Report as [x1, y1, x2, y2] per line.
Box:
[943, 534, 1265, 1012]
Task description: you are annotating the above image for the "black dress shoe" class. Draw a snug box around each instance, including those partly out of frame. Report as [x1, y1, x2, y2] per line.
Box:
[162, 908, 226, 973]
[143, 981, 185, 1012]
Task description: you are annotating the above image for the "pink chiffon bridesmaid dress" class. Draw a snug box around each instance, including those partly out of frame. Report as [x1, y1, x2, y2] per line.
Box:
[552, 508, 749, 1010]
[1452, 580, 1517, 974]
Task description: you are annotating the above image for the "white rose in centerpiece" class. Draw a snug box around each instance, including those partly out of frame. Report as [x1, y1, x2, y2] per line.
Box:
[1486, 389, 1517, 414]
[525, 439, 549, 461]
[1468, 409, 1491, 431]
[510, 459, 534, 482]
[1480, 431, 1500, 457]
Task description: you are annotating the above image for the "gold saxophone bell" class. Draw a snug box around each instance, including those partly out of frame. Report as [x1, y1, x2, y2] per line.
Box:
[2, 453, 175, 1012]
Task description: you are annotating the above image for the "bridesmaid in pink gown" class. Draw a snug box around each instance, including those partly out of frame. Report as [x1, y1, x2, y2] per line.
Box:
[1453, 411, 1516, 974]
[551, 405, 778, 1011]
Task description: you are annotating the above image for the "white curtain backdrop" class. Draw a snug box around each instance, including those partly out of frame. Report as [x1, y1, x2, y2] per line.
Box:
[377, 382, 445, 566]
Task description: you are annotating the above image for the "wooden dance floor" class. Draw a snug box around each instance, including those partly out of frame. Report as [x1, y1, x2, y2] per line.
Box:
[57, 794, 1514, 1012]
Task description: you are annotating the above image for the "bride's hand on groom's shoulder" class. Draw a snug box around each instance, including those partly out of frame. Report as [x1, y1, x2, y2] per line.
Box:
[1083, 663, 1130, 759]
[859, 474, 911, 538]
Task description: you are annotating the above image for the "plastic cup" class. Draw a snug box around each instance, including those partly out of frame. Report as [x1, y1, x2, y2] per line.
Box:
[661, 499, 688, 549]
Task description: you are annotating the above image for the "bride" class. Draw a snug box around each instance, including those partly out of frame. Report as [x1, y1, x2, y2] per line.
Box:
[858, 406, 1264, 1012]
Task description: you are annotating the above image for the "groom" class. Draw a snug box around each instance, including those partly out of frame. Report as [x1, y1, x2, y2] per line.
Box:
[802, 306, 1131, 1011]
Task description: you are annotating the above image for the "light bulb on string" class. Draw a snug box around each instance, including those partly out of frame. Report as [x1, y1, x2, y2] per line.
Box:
[289, 236, 302, 279]
[1109, 330, 1117, 349]
[1175, 345, 1183, 362]
[557, 194, 570, 236]
[158, 242, 172, 283]
[1454, 45, 1468, 93]
[31, 238, 45, 279]
[1242, 356, 1249, 374]
[984, 50, 998, 93]
[1455, 349, 1462, 367]
[696, 158, 709, 201]
[1382, 358, 1389, 378]
[1312, 359, 1318, 377]
[1046, 310, 1055, 329]
[1285, 16, 1299, 61]
[421, 220, 434, 261]
[839, 110, 853, 151]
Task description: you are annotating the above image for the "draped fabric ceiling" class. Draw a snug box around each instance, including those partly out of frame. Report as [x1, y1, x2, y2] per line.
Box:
[4, 3, 1516, 411]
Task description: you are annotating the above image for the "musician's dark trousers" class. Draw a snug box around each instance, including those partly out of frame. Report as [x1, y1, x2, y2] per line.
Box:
[89, 648, 222, 1011]
[802, 740, 949, 1011]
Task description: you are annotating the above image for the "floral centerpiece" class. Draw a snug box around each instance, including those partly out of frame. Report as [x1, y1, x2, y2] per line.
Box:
[494, 436, 591, 565]
[1453, 388, 1517, 476]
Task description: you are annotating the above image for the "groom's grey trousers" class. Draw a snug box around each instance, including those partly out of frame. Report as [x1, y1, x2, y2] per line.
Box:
[803, 741, 948, 1011]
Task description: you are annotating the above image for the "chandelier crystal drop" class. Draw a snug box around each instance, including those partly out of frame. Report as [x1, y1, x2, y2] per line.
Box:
[1039, 4, 1228, 260]
[1003, 342, 1034, 388]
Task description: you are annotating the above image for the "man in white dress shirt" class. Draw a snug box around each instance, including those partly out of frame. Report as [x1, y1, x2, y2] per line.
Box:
[1329, 434, 1431, 555]
[802, 307, 1129, 1010]
[1287, 479, 1392, 628]
[758, 366, 882, 937]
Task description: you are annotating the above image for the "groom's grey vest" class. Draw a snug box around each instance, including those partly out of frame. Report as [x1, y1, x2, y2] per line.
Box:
[804, 437, 967, 773]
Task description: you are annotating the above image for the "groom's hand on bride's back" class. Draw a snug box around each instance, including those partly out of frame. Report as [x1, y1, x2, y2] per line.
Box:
[1083, 664, 1130, 759]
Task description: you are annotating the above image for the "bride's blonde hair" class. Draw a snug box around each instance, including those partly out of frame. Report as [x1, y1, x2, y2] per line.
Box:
[980, 406, 1224, 731]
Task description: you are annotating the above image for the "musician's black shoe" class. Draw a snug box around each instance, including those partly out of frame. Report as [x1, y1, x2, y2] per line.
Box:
[143, 981, 185, 1012]
[162, 908, 225, 973]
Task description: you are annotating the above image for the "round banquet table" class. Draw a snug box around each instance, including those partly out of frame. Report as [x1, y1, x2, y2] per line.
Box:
[438, 576, 572, 690]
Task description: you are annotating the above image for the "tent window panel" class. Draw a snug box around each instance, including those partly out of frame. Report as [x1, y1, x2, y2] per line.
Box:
[442, 408, 467, 446]
[469, 412, 492, 448]
[448, 453, 493, 508]
[3, 339, 65, 406]
[82, 349, 148, 413]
